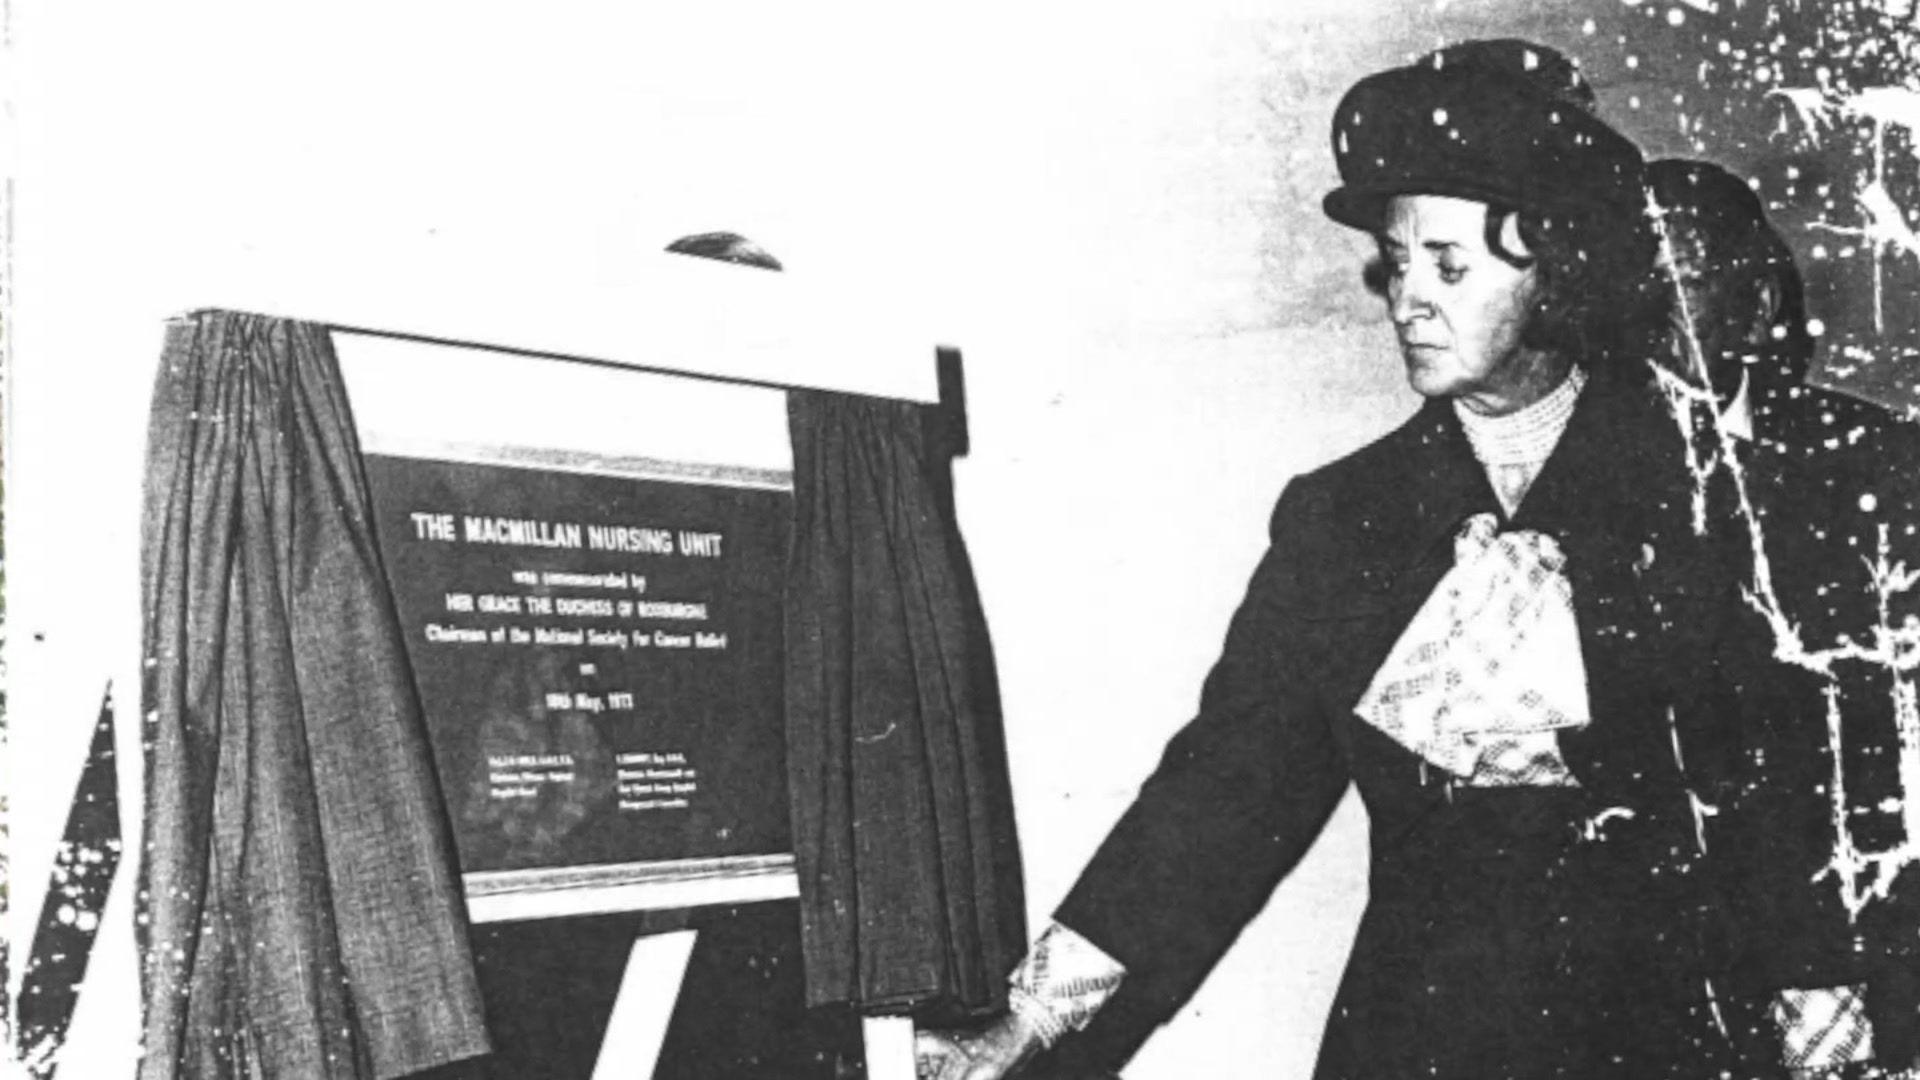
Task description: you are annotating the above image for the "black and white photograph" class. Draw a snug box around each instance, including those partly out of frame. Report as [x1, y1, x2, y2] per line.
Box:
[10, 2, 1920, 1078]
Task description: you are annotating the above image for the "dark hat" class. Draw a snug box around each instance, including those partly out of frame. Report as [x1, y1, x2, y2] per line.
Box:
[1322, 62, 1646, 233]
[1645, 158, 1771, 243]
[1416, 38, 1597, 114]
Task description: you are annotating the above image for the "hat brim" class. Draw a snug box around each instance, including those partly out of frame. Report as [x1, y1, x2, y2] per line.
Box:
[1322, 63, 1645, 235]
[1323, 177, 1541, 233]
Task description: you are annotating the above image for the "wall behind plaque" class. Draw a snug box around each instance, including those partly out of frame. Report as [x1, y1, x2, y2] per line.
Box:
[8, 2, 1769, 1077]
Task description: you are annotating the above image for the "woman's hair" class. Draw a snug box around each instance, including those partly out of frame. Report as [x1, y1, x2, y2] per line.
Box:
[1361, 200, 1660, 375]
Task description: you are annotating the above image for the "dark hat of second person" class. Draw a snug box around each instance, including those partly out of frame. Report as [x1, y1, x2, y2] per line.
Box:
[1645, 158, 1779, 261]
[1323, 61, 1645, 233]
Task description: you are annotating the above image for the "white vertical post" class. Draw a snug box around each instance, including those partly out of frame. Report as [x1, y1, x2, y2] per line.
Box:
[591, 929, 699, 1080]
[863, 1015, 918, 1080]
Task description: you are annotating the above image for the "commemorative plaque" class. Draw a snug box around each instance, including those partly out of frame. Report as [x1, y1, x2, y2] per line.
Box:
[363, 447, 793, 917]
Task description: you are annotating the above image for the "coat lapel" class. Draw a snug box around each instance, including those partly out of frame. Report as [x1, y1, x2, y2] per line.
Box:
[1510, 371, 1725, 800]
[1508, 372, 1674, 552]
[1393, 398, 1503, 578]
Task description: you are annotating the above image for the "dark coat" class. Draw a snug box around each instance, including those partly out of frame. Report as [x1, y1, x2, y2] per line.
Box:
[1052, 372, 1758, 1079]
[1716, 385, 1920, 1062]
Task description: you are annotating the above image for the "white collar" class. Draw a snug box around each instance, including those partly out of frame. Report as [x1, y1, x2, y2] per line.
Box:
[1454, 367, 1588, 469]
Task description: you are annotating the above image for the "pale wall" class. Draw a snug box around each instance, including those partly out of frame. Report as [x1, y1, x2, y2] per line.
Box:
[5, 3, 1698, 1077]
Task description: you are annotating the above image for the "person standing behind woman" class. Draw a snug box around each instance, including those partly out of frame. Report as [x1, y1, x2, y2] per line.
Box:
[1647, 157, 1920, 1080]
[919, 48, 1753, 1080]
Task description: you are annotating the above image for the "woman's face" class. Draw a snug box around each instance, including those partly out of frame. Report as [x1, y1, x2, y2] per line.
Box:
[1377, 194, 1555, 415]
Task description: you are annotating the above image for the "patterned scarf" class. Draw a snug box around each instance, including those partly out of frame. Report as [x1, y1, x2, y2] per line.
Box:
[1353, 512, 1590, 787]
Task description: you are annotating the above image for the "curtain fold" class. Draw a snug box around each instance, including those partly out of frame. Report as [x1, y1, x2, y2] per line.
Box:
[137, 311, 488, 1079]
[784, 388, 1026, 1019]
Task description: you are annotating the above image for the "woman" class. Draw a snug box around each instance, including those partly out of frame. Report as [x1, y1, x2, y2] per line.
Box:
[921, 51, 1747, 1080]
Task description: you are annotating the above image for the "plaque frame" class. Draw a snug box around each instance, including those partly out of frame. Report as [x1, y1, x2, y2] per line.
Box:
[463, 853, 799, 923]
[341, 336, 805, 923]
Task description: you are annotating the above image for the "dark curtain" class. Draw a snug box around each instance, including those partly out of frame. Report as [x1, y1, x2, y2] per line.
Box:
[138, 311, 489, 1079]
[784, 384, 1027, 1019]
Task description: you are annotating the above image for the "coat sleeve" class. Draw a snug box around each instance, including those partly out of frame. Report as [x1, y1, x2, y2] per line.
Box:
[1052, 478, 1354, 1014]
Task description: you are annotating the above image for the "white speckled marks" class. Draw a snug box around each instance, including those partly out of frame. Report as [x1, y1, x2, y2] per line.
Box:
[17, 687, 121, 1078]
